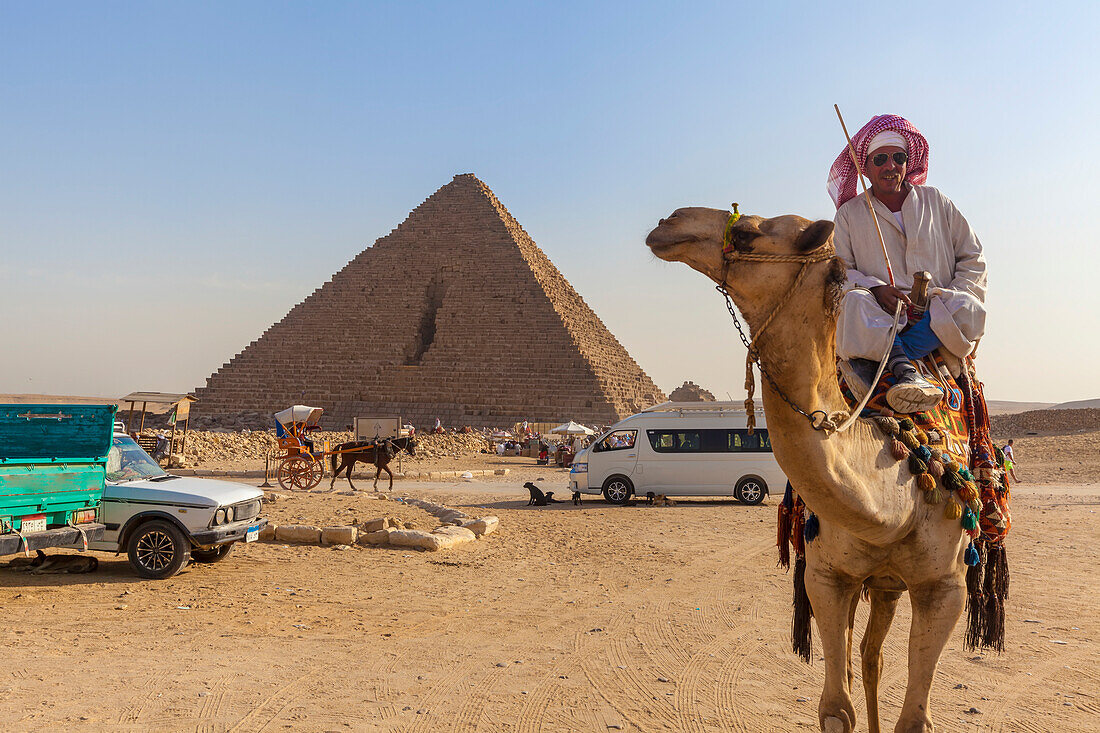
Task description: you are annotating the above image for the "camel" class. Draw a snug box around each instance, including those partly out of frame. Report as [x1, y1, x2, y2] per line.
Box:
[647, 208, 969, 733]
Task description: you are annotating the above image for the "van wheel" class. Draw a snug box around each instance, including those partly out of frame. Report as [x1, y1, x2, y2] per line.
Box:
[734, 477, 767, 505]
[191, 544, 234, 563]
[127, 519, 191, 579]
[602, 476, 634, 505]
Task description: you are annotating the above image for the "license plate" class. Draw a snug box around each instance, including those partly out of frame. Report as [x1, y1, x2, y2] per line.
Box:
[245, 525, 259, 543]
[21, 515, 46, 533]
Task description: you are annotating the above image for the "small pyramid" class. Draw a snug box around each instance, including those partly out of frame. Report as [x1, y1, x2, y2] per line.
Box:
[668, 381, 717, 402]
[194, 174, 665, 427]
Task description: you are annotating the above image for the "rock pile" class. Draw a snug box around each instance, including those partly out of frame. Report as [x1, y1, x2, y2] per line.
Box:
[148, 429, 492, 466]
[991, 408, 1100, 437]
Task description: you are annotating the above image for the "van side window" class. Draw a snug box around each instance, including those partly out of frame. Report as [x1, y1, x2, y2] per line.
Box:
[592, 430, 637, 452]
[647, 431, 701, 452]
[756, 430, 772, 451]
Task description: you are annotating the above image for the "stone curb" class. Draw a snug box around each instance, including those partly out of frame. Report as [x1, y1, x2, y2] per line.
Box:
[259, 494, 499, 552]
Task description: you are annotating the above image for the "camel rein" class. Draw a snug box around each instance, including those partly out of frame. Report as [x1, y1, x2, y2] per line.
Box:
[718, 209, 902, 435]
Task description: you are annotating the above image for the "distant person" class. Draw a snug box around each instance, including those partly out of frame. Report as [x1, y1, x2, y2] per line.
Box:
[1002, 439, 1020, 482]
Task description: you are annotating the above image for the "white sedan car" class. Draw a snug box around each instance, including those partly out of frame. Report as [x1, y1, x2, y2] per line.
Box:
[88, 434, 267, 579]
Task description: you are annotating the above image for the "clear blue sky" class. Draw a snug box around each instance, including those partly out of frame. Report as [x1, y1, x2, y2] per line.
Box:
[2, 1, 1097, 404]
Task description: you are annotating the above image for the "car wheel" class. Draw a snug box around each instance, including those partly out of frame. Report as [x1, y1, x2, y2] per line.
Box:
[191, 544, 234, 563]
[734, 477, 767, 505]
[127, 519, 191, 579]
[602, 476, 634, 505]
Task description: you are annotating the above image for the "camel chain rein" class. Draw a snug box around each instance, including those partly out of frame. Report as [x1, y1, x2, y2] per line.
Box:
[719, 217, 840, 433]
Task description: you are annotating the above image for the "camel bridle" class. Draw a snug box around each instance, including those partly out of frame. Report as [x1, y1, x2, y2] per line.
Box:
[718, 208, 842, 433]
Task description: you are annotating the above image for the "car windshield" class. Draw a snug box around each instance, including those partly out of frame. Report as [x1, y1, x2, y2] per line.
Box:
[106, 436, 168, 482]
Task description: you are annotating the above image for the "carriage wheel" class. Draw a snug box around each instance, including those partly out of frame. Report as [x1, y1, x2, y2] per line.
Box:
[277, 456, 324, 491]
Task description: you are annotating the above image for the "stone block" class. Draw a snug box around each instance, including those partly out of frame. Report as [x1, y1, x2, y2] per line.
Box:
[432, 525, 477, 542]
[387, 529, 435, 550]
[321, 526, 358, 545]
[461, 516, 499, 537]
[275, 525, 322, 543]
[259, 524, 277, 541]
[360, 528, 393, 546]
[362, 517, 388, 532]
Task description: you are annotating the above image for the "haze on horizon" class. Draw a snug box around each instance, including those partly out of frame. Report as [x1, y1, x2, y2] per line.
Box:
[2, 2, 1097, 406]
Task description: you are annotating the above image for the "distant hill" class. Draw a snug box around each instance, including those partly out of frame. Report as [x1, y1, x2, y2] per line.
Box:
[1050, 398, 1100, 410]
[991, 407, 1100, 437]
[984, 400, 1056, 416]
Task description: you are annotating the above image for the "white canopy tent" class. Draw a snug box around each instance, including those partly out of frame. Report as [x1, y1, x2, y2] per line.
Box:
[549, 421, 595, 436]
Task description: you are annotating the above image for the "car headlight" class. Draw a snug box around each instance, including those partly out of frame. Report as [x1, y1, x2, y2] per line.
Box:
[215, 508, 227, 525]
[570, 463, 587, 473]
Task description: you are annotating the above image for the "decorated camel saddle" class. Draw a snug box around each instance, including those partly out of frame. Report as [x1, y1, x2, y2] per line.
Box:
[780, 351, 1013, 651]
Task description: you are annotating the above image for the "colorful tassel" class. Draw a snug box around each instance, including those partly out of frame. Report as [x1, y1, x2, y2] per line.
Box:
[890, 438, 909, 461]
[962, 507, 978, 530]
[968, 498, 983, 517]
[926, 429, 943, 444]
[908, 454, 928, 475]
[915, 445, 932, 462]
[898, 417, 916, 432]
[917, 473, 936, 493]
[959, 468, 975, 482]
[930, 484, 945, 505]
[942, 458, 959, 474]
[945, 496, 962, 519]
[803, 513, 819, 543]
[900, 431, 921, 450]
[872, 416, 900, 436]
[964, 542, 980, 566]
[879, 408, 895, 418]
[959, 483, 978, 502]
[928, 458, 945, 478]
[929, 447, 942, 461]
[916, 428, 930, 445]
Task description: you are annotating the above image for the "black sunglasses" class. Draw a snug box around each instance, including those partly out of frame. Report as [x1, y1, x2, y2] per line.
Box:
[871, 151, 908, 167]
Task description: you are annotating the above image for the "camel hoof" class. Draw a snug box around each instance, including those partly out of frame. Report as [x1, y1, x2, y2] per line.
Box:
[823, 716, 847, 733]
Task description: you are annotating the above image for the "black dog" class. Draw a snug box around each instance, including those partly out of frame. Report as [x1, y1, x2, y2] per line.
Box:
[524, 481, 558, 506]
[646, 491, 655, 505]
[572, 490, 581, 505]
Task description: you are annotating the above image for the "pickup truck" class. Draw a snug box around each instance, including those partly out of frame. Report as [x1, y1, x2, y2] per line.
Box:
[88, 431, 267, 579]
[0, 404, 113, 557]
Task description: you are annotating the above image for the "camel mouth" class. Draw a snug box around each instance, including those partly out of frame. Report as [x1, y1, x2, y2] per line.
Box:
[645, 233, 698, 259]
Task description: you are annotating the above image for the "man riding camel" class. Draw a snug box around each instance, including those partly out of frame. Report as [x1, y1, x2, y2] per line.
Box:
[828, 114, 987, 413]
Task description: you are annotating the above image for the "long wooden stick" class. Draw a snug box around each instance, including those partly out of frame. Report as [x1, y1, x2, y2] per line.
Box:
[834, 104, 896, 287]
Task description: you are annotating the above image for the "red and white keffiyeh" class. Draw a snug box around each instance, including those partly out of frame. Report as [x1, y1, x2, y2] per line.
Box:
[826, 114, 929, 209]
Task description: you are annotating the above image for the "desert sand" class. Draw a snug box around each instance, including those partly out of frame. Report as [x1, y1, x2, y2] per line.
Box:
[2, 446, 1098, 732]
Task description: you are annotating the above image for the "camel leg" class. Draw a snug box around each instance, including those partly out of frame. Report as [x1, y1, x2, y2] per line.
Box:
[895, 578, 965, 733]
[846, 591, 860, 693]
[862, 589, 903, 733]
[805, 565, 861, 733]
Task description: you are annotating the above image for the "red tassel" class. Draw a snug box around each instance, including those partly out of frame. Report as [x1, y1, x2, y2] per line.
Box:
[890, 438, 909, 461]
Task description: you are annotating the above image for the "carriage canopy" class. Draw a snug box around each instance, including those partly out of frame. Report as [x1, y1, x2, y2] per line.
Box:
[274, 405, 323, 429]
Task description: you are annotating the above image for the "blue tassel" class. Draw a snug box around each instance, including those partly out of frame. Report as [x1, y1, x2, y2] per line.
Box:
[803, 513, 819, 543]
[965, 542, 980, 567]
[960, 468, 974, 482]
[915, 445, 932, 462]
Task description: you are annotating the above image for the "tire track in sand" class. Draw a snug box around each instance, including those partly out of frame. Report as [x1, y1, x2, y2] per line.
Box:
[196, 674, 231, 733]
[225, 666, 317, 733]
[117, 670, 171, 725]
[449, 666, 504, 733]
[515, 612, 631, 733]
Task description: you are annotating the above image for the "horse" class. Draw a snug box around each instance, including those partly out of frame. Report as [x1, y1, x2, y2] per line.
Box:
[329, 436, 417, 491]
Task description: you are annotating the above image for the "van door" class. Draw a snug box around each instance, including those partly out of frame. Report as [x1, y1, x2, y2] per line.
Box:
[642, 429, 707, 494]
[588, 429, 639, 491]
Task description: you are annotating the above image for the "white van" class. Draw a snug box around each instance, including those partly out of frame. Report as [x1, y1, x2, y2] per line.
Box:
[569, 402, 787, 505]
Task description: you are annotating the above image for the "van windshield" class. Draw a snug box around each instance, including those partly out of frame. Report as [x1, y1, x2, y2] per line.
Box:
[592, 430, 636, 452]
[106, 436, 168, 482]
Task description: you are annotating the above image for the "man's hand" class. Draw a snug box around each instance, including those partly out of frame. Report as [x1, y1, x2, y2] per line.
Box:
[870, 284, 911, 313]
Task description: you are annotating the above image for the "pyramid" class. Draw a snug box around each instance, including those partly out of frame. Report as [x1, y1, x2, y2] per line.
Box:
[194, 174, 665, 428]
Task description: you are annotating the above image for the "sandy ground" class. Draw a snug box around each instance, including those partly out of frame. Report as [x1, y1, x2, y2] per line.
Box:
[2, 459, 1099, 733]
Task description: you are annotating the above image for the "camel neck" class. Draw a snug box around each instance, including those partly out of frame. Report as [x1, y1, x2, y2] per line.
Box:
[749, 290, 913, 540]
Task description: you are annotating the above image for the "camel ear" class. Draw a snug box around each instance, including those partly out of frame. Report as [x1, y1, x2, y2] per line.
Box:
[794, 220, 834, 252]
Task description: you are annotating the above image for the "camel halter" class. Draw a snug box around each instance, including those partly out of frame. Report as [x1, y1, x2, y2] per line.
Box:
[717, 207, 901, 434]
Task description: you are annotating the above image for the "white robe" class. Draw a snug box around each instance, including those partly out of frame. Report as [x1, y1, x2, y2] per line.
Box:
[833, 185, 987, 360]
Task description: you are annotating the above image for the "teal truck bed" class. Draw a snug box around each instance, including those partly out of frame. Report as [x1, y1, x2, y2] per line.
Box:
[0, 404, 115, 556]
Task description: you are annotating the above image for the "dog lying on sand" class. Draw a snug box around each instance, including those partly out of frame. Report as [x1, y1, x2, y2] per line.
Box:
[7, 550, 98, 574]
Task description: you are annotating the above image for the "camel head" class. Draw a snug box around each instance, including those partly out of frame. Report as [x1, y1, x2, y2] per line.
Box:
[646, 207, 846, 329]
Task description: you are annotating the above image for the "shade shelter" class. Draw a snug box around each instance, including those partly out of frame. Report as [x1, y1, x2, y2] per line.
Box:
[119, 391, 197, 464]
[549, 421, 595, 436]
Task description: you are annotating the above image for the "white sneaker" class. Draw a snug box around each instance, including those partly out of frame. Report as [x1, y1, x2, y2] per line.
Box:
[886, 371, 944, 413]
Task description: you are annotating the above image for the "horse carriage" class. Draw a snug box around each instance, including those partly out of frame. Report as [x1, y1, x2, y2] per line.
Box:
[271, 405, 417, 491]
